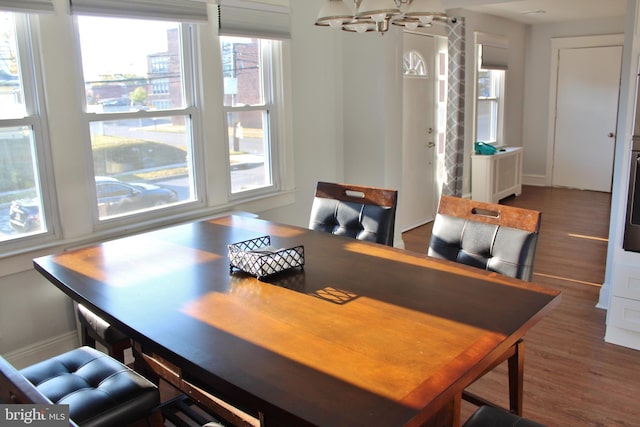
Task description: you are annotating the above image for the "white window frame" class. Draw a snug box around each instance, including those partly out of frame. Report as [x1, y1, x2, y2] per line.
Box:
[73, 16, 206, 228]
[0, 11, 58, 252]
[1, 2, 294, 259]
[476, 44, 506, 147]
[222, 36, 286, 200]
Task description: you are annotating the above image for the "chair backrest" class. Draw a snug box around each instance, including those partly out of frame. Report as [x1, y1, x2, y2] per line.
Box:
[309, 181, 398, 246]
[427, 195, 541, 281]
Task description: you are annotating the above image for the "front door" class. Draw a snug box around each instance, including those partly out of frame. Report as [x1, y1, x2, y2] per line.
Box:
[401, 32, 436, 232]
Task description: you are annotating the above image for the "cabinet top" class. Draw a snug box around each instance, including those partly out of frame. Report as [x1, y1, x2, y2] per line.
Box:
[472, 146, 523, 157]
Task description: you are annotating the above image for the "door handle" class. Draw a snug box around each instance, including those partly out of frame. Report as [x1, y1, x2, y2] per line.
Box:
[608, 132, 616, 138]
[427, 141, 436, 148]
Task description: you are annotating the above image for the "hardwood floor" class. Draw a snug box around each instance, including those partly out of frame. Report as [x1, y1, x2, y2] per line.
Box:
[403, 186, 640, 427]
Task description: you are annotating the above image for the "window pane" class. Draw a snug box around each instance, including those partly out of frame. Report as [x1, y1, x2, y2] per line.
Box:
[1, 126, 45, 239]
[77, 16, 185, 111]
[0, 12, 27, 119]
[222, 37, 264, 107]
[477, 70, 492, 98]
[477, 100, 497, 142]
[89, 117, 191, 219]
[77, 16, 197, 220]
[227, 110, 271, 193]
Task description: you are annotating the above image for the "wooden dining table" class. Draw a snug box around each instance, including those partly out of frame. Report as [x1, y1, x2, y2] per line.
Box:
[33, 215, 561, 427]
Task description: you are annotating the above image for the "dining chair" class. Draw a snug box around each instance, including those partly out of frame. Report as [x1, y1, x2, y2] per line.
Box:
[427, 195, 542, 416]
[77, 303, 132, 364]
[463, 405, 547, 427]
[0, 346, 162, 427]
[308, 181, 398, 246]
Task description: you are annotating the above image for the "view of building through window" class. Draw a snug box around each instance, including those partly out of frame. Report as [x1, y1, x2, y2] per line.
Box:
[222, 36, 274, 194]
[77, 16, 196, 220]
[1, 12, 287, 244]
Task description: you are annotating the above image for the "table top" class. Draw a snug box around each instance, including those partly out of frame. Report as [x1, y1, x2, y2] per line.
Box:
[33, 215, 561, 427]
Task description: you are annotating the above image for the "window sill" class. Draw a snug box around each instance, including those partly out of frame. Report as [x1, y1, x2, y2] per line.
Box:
[0, 190, 296, 276]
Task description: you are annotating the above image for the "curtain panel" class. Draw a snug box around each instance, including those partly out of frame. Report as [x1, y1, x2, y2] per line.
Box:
[444, 16, 466, 197]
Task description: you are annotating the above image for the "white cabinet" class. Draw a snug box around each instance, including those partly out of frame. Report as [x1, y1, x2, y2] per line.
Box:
[605, 264, 640, 351]
[471, 147, 523, 203]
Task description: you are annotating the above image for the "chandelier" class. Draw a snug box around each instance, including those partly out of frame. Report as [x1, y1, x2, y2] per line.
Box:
[316, 0, 446, 33]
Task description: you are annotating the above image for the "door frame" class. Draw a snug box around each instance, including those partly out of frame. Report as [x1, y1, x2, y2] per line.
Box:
[546, 34, 624, 186]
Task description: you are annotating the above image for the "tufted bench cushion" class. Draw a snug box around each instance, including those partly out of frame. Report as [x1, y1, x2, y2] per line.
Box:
[20, 346, 159, 427]
[309, 198, 395, 245]
[463, 405, 547, 427]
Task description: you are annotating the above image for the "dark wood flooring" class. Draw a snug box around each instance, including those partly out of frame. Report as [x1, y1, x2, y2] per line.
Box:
[402, 186, 640, 427]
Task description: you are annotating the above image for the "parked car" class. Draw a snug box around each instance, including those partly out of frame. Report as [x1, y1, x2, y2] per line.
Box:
[9, 177, 179, 232]
[9, 199, 42, 232]
[96, 176, 178, 216]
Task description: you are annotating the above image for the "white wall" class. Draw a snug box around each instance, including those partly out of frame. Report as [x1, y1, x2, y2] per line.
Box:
[442, 8, 528, 196]
[258, 3, 345, 227]
[521, 16, 625, 182]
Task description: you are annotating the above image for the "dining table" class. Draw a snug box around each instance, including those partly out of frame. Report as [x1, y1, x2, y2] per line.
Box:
[33, 215, 561, 427]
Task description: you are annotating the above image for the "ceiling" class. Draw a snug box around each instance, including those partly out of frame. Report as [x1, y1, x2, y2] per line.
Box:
[441, 0, 628, 24]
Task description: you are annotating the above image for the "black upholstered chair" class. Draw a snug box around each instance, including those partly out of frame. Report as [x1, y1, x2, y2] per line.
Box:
[0, 346, 162, 427]
[428, 195, 542, 416]
[428, 195, 541, 281]
[309, 181, 398, 246]
[463, 405, 547, 427]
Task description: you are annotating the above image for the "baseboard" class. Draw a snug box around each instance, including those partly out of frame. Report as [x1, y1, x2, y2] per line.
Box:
[523, 174, 547, 186]
[3, 331, 78, 369]
[605, 325, 640, 351]
[596, 283, 611, 310]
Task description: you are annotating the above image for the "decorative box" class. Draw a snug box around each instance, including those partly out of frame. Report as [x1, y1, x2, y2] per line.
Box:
[228, 236, 305, 279]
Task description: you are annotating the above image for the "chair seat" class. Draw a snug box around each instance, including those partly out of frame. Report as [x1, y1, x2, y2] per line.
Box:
[20, 346, 159, 427]
[463, 405, 547, 427]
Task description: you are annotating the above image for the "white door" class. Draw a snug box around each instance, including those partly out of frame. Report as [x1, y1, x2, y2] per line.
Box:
[552, 45, 622, 192]
[401, 32, 436, 232]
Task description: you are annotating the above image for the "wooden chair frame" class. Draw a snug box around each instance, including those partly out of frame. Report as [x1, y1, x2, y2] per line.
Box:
[436, 195, 541, 234]
[314, 181, 398, 210]
[433, 196, 541, 415]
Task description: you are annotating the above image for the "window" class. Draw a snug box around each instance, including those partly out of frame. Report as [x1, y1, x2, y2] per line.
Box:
[403, 50, 427, 77]
[0, 11, 52, 243]
[476, 43, 506, 146]
[76, 16, 200, 221]
[221, 36, 284, 195]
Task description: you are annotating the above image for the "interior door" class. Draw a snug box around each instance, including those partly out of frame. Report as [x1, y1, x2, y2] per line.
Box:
[401, 32, 436, 232]
[552, 45, 622, 192]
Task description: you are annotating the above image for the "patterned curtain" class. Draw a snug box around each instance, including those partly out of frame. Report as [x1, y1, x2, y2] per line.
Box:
[443, 17, 465, 196]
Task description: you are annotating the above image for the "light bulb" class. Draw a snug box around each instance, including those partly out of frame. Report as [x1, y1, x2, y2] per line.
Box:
[370, 12, 387, 22]
[405, 21, 419, 30]
[329, 19, 344, 28]
[419, 15, 434, 24]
